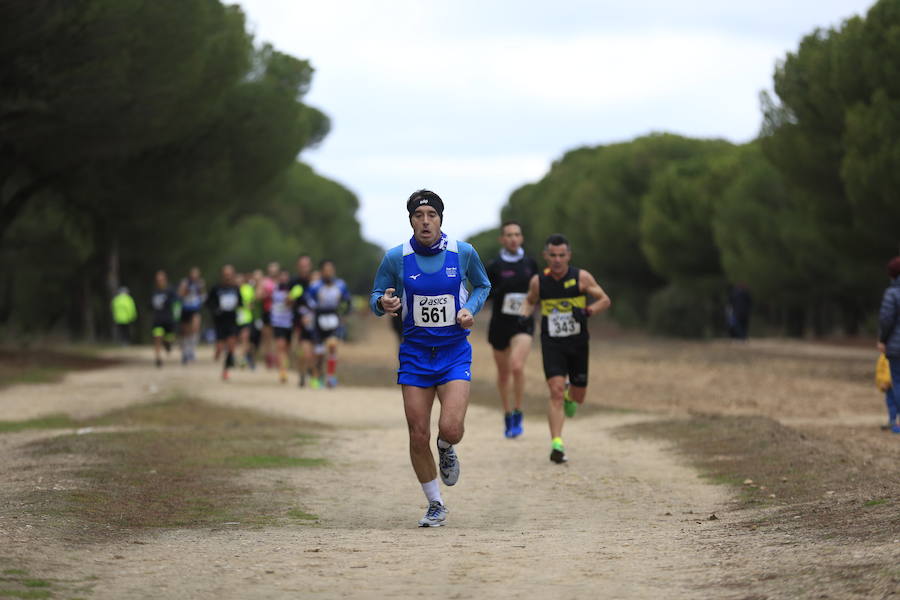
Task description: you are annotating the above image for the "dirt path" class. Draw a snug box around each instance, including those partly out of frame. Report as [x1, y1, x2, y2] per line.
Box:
[1, 344, 745, 599]
[3, 336, 897, 599]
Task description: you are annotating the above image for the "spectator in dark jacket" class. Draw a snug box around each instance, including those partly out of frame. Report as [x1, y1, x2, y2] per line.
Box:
[877, 256, 900, 433]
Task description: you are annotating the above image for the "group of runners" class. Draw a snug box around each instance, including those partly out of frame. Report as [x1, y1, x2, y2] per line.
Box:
[149, 256, 352, 387]
[371, 189, 611, 527]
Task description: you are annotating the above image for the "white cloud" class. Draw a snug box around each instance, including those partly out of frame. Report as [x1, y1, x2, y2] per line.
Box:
[238, 0, 875, 250]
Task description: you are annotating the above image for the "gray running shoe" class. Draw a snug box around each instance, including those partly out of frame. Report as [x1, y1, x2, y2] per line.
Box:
[418, 500, 448, 527]
[437, 442, 459, 486]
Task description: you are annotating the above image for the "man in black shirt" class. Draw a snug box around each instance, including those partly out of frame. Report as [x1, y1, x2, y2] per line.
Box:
[522, 234, 611, 464]
[206, 264, 242, 381]
[290, 254, 316, 387]
[151, 270, 179, 368]
[485, 221, 538, 438]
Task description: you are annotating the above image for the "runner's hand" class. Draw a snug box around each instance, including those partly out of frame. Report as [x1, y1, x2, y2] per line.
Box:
[877, 341, 886, 354]
[456, 308, 474, 329]
[381, 288, 401, 316]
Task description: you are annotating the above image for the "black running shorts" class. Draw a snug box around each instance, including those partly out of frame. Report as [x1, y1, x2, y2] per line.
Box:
[214, 315, 238, 341]
[151, 319, 175, 337]
[295, 325, 315, 342]
[273, 326, 292, 342]
[541, 340, 589, 387]
[488, 316, 534, 351]
[179, 307, 200, 324]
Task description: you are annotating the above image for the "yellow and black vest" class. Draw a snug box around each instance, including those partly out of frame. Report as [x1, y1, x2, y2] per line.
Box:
[538, 267, 588, 343]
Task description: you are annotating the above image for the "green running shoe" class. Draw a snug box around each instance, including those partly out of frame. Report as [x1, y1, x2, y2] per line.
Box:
[563, 388, 577, 418]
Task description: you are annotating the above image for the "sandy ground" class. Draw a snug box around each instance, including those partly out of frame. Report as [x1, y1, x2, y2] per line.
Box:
[1, 322, 897, 599]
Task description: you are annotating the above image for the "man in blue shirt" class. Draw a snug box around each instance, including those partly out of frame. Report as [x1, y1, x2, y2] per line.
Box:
[370, 190, 490, 527]
[307, 259, 352, 389]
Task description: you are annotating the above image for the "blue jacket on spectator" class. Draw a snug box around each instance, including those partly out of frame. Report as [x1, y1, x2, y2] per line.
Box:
[879, 277, 900, 358]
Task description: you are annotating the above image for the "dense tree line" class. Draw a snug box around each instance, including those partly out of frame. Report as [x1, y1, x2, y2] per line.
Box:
[471, 0, 900, 337]
[0, 1, 378, 339]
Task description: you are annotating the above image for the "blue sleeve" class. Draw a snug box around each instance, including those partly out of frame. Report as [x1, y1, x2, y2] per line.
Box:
[879, 287, 897, 343]
[459, 242, 491, 315]
[370, 246, 404, 316]
[307, 283, 319, 309]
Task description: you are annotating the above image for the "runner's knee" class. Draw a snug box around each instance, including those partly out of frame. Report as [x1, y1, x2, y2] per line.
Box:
[439, 423, 464, 445]
[408, 426, 431, 452]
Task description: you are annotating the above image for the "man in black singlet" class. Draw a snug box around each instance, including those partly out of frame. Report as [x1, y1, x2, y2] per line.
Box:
[522, 233, 611, 464]
[206, 264, 242, 381]
[290, 254, 315, 387]
[485, 221, 538, 438]
[151, 270, 179, 368]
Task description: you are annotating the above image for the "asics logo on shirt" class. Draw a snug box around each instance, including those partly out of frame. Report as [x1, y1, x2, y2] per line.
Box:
[409, 273, 422, 280]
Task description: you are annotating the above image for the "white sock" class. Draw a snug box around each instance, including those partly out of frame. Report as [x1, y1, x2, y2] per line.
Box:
[421, 478, 442, 505]
[436, 438, 452, 450]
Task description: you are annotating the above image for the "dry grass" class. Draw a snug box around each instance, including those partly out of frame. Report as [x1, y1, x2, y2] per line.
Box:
[15, 395, 325, 534]
[0, 348, 119, 389]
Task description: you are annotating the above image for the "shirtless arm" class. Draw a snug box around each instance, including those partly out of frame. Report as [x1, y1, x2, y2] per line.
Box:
[579, 270, 611, 316]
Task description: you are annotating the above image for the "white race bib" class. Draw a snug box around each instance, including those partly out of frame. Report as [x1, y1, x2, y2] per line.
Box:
[501, 292, 526, 316]
[219, 292, 238, 311]
[547, 312, 580, 338]
[413, 294, 455, 327]
[317, 313, 340, 330]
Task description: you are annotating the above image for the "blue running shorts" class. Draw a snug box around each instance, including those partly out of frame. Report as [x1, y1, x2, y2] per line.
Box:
[397, 338, 472, 388]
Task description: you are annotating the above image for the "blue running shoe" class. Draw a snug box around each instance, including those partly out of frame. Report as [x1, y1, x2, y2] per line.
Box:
[510, 410, 523, 438]
[504, 413, 514, 438]
[891, 424, 900, 434]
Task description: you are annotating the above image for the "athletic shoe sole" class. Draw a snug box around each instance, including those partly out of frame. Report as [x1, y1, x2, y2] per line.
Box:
[550, 448, 567, 464]
[418, 519, 446, 527]
[418, 502, 448, 527]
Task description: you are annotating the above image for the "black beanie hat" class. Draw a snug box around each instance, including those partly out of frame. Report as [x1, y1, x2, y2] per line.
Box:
[407, 189, 444, 221]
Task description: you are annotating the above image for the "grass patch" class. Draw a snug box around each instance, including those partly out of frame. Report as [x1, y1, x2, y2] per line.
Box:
[0, 414, 79, 434]
[287, 508, 318, 520]
[19, 582, 48, 589]
[0, 590, 52, 599]
[618, 415, 900, 543]
[0, 572, 26, 577]
[22, 395, 324, 532]
[0, 348, 118, 389]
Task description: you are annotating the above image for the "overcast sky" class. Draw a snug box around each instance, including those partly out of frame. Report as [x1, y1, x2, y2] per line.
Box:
[237, 0, 873, 250]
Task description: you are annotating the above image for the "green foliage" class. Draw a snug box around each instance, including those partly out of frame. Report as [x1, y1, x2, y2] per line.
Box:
[465, 227, 501, 263]
[0, 1, 378, 339]
[760, 0, 900, 330]
[475, 3, 900, 337]
[639, 141, 734, 284]
[486, 133, 734, 325]
[647, 283, 720, 338]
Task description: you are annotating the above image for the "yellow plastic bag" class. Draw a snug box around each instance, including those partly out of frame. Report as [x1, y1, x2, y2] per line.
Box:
[876, 354, 892, 391]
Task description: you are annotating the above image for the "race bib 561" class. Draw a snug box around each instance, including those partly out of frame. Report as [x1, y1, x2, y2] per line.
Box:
[413, 294, 455, 327]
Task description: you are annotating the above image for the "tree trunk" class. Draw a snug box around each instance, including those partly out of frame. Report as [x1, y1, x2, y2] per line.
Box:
[82, 272, 96, 342]
[106, 235, 119, 339]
